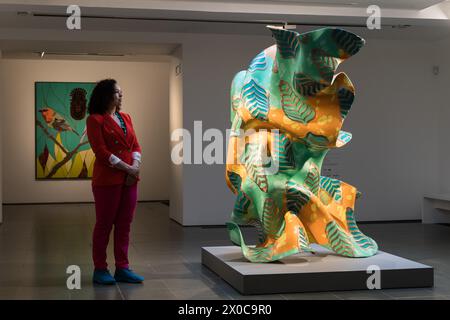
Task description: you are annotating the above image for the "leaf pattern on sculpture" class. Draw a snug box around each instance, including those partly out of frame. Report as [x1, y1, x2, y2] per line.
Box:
[262, 198, 283, 240]
[336, 131, 352, 147]
[248, 52, 267, 72]
[298, 226, 312, 251]
[228, 171, 242, 193]
[326, 221, 357, 257]
[312, 48, 339, 84]
[231, 97, 241, 112]
[244, 143, 269, 193]
[279, 80, 315, 124]
[320, 176, 342, 201]
[269, 27, 300, 59]
[338, 87, 354, 120]
[248, 245, 273, 262]
[248, 219, 266, 244]
[242, 79, 269, 120]
[293, 72, 327, 97]
[230, 114, 243, 136]
[346, 208, 377, 250]
[304, 163, 320, 195]
[226, 27, 378, 262]
[331, 28, 365, 56]
[233, 191, 251, 217]
[305, 132, 329, 150]
[272, 131, 295, 171]
[286, 181, 311, 214]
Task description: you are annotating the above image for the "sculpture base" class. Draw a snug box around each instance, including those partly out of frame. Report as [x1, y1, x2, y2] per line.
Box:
[201, 245, 433, 295]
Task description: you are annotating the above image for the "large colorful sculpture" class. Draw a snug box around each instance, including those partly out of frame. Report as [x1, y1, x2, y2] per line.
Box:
[225, 26, 378, 263]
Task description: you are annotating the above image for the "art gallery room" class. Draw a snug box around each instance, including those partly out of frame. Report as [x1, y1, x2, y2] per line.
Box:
[1, 0, 450, 303]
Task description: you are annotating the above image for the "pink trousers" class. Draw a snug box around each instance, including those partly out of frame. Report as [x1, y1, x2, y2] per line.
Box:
[92, 183, 138, 270]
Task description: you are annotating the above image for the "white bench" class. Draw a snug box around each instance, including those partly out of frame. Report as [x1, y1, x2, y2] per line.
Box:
[422, 194, 450, 224]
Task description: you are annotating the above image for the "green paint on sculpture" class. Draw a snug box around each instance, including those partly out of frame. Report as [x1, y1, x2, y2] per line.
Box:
[225, 26, 378, 262]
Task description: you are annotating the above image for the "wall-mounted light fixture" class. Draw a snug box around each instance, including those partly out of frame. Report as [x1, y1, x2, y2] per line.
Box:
[266, 23, 296, 30]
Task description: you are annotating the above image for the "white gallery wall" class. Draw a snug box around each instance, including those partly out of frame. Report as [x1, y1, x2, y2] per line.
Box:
[333, 39, 439, 222]
[0, 58, 170, 203]
[0, 26, 445, 225]
[436, 36, 450, 194]
[169, 46, 184, 223]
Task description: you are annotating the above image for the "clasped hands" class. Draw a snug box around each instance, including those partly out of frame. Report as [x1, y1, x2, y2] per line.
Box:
[126, 161, 140, 186]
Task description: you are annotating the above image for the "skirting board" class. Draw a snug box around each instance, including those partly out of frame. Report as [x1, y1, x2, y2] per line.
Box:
[202, 245, 434, 295]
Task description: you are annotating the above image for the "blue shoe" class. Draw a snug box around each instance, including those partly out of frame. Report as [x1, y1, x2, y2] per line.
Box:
[114, 268, 144, 283]
[93, 269, 116, 285]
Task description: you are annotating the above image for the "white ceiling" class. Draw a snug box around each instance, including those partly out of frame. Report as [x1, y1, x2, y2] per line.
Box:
[0, 10, 449, 40]
[169, 0, 447, 10]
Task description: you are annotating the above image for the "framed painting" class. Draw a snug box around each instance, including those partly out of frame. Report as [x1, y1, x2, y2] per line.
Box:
[35, 81, 96, 179]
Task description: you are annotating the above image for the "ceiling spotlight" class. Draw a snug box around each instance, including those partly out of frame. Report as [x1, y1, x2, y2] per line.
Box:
[283, 23, 297, 30]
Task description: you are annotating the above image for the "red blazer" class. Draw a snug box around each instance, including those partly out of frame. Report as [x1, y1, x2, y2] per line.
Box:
[86, 112, 141, 186]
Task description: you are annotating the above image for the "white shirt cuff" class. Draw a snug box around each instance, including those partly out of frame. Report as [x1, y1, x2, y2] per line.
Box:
[109, 154, 121, 166]
[132, 152, 142, 162]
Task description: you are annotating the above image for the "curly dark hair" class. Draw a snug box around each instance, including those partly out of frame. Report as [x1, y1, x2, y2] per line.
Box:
[88, 78, 118, 115]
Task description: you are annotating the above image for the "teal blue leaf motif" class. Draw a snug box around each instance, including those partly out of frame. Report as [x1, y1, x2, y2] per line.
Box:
[269, 28, 300, 59]
[244, 143, 269, 193]
[331, 29, 365, 56]
[230, 114, 243, 136]
[298, 227, 312, 252]
[346, 208, 377, 250]
[325, 221, 356, 257]
[312, 48, 338, 84]
[338, 88, 354, 120]
[337, 131, 352, 146]
[293, 73, 327, 97]
[305, 164, 320, 195]
[233, 191, 251, 217]
[228, 171, 242, 192]
[262, 198, 283, 240]
[242, 79, 269, 120]
[272, 132, 295, 171]
[305, 132, 329, 150]
[248, 52, 267, 72]
[286, 181, 311, 214]
[320, 176, 342, 201]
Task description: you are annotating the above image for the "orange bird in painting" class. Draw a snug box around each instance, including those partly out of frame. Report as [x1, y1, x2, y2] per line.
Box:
[39, 107, 79, 136]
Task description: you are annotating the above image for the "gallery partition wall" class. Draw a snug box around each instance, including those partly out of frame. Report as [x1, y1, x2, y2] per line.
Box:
[0, 49, 3, 224]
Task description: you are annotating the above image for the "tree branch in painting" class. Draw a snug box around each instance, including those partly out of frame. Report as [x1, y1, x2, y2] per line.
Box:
[45, 140, 89, 178]
[37, 119, 90, 178]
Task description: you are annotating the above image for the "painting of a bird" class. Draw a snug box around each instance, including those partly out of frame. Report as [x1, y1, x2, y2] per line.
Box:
[35, 82, 96, 180]
[38, 107, 79, 136]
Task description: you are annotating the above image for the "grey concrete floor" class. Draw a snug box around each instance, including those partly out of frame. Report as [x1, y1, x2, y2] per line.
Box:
[0, 202, 449, 300]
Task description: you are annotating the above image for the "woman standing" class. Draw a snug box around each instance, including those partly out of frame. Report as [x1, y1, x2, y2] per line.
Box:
[86, 79, 144, 284]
